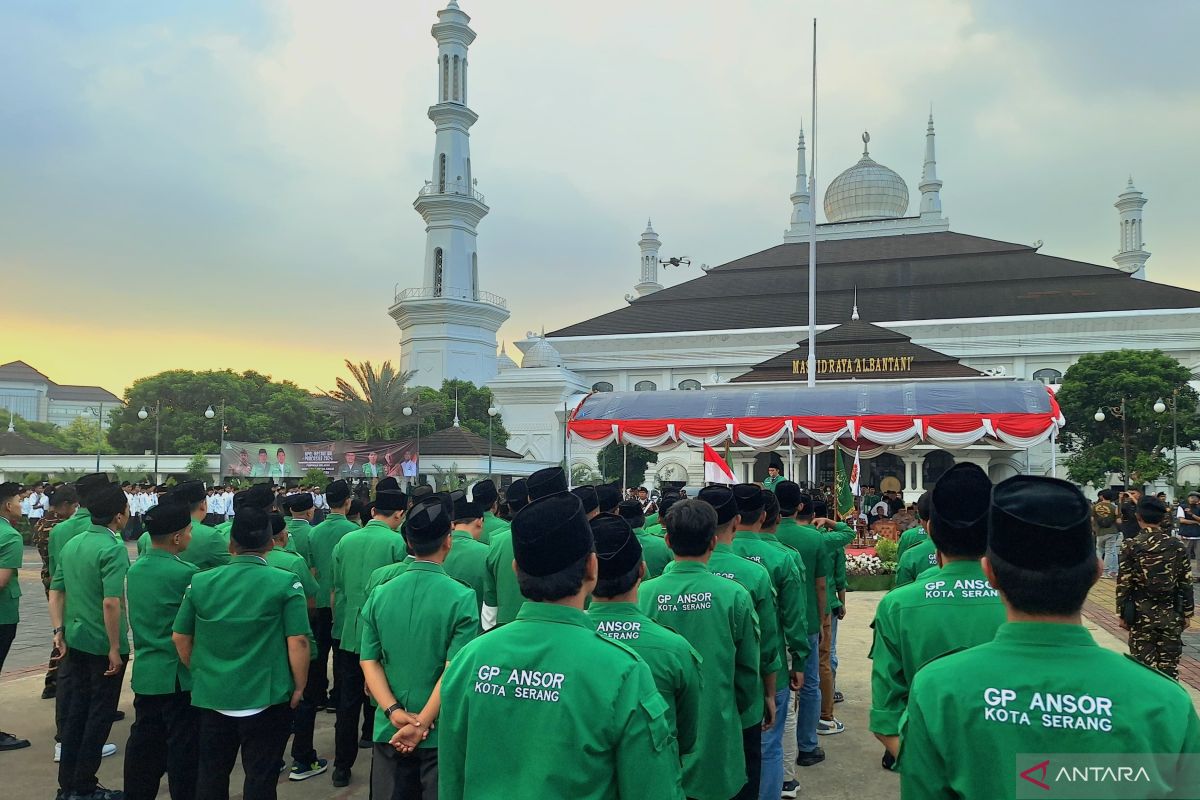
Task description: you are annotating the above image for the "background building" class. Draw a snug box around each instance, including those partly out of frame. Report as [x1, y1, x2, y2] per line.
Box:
[0, 361, 121, 429]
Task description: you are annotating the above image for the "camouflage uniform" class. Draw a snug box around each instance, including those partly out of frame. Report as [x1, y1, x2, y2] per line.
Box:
[1116, 526, 1194, 678]
[31, 511, 66, 694]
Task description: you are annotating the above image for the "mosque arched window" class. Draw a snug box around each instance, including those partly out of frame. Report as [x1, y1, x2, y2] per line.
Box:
[433, 248, 444, 296]
[1033, 368, 1062, 385]
[439, 154, 446, 193]
[471, 253, 479, 300]
[591, 382, 614, 393]
[452, 55, 460, 101]
[442, 55, 449, 101]
[634, 381, 657, 392]
[678, 380, 702, 391]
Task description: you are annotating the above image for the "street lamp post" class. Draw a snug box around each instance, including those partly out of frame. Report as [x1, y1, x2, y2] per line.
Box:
[1154, 390, 1180, 492]
[403, 406, 421, 486]
[138, 401, 162, 483]
[1094, 398, 1130, 491]
[83, 403, 105, 472]
[487, 406, 499, 480]
[205, 400, 226, 481]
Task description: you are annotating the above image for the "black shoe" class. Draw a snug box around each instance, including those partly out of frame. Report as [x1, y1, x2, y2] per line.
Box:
[332, 768, 351, 787]
[110, 710, 125, 723]
[796, 747, 825, 767]
[358, 738, 372, 749]
[0, 731, 30, 751]
[833, 690, 844, 703]
[84, 787, 125, 800]
[882, 750, 896, 771]
[324, 706, 337, 714]
[42, 686, 56, 700]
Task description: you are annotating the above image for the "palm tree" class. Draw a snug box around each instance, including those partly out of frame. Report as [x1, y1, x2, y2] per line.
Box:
[320, 360, 435, 441]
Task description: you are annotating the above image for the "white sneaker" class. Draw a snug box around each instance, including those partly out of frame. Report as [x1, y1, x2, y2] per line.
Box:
[54, 742, 118, 762]
[817, 718, 845, 735]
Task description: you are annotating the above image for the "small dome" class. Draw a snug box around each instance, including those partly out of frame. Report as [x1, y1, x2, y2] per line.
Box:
[497, 343, 518, 371]
[522, 334, 562, 369]
[823, 133, 909, 223]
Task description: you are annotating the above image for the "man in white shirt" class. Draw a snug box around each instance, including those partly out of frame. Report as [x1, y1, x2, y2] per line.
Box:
[870, 498, 891, 519]
[28, 487, 47, 521]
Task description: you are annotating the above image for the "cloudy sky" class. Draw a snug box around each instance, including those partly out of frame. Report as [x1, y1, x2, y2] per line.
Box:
[5, 0, 1197, 396]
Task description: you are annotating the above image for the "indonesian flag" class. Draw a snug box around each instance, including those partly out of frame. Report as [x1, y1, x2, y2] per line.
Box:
[703, 442, 736, 485]
[850, 448, 861, 496]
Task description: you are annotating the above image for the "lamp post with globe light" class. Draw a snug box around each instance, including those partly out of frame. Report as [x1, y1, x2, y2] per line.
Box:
[403, 405, 421, 486]
[1094, 398, 1130, 491]
[1154, 391, 1180, 492]
[204, 401, 227, 480]
[139, 400, 224, 484]
[487, 406, 499, 479]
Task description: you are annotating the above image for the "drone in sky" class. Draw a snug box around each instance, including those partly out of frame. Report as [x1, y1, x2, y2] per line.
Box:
[660, 256, 691, 269]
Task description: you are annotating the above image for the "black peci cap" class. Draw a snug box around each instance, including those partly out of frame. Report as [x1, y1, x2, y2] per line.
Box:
[570, 485, 599, 514]
[511, 493, 593, 577]
[528, 467, 568, 501]
[698, 485, 739, 525]
[591, 513, 642, 580]
[988, 476, 1093, 570]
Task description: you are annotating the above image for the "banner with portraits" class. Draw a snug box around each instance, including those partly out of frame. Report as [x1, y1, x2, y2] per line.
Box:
[220, 439, 420, 480]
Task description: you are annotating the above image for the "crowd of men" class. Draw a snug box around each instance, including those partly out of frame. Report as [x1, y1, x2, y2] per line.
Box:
[0, 465, 1198, 800]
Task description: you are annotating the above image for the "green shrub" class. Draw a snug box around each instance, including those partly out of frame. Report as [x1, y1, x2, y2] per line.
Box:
[874, 537, 898, 563]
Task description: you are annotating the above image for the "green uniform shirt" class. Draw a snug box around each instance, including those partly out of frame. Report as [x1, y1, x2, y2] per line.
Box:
[367, 557, 414, 596]
[894, 538, 938, 587]
[47, 507, 91, 580]
[704, 543, 782, 707]
[359, 561, 479, 746]
[899, 622, 1200, 799]
[644, 522, 665, 538]
[308, 513, 357, 609]
[178, 519, 231, 571]
[823, 525, 855, 612]
[644, 511, 659, 528]
[589, 601, 703, 758]
[640, 561, 760, 800]
[482, 529, 523, 626]
[0, 517, 23, 625]
[761, 475, 784, 493]
[439, 602, 684, 800]
[895, 524, 927, 563]
[775, 518, 827, 634]
[172, 554, 311, 711]
[50, 524, 130, 656]
[732, 530, 811, 683]
[869, 560, 1005, 737]
[479, 511, 509, 547]
[444, 530, 489, 613]
[331, 520, 407, 651]
[635, 528, 673, 579]
[213, 518, 233, 539]
[284, 517, 312, 564]
[266, 545, 320, 660]
[126, 548, 197, 694]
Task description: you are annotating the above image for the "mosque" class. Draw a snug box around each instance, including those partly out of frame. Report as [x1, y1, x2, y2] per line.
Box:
[390, 2, 1200, 497]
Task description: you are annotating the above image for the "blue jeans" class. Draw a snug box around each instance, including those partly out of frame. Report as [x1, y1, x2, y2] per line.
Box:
[1096, 533, 1120, 574]
[759, 684, 789, 800]
[796, 633, 821, 753]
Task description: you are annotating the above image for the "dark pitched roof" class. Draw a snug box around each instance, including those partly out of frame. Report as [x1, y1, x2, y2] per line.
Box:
[0, 430, 70, 456]
[548, 231, 1200, 337]
[731, 319, 985, 382]
[0, 361, 51, 383]
[47, 384, 122, 403]
[418, 426, 524, 459]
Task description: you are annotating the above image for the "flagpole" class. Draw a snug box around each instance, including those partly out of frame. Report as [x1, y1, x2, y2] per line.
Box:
[805, 18, 818, 486]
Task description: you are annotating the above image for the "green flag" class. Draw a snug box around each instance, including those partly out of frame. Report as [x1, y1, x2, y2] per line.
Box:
[833, 447, 855, 520]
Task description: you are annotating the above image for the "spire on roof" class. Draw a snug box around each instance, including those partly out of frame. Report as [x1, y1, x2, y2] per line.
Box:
[783, 121, 814, 243]
[918, 110, 944, 220]
[851, 285, 860, 321]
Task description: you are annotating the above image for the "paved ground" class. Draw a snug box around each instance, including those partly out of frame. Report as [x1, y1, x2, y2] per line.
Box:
[2, 547, 1195, 799]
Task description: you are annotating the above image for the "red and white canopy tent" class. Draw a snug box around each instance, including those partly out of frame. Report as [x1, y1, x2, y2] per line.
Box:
[567, 380, 1064, 468]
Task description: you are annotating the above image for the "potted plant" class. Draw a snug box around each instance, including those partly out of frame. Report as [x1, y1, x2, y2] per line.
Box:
[845, 552, 897, 591]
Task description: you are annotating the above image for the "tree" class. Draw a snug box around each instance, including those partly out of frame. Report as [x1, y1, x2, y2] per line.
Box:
[185, 455, 211, 481]
[107, 369, 333, 455]
[304, 469, 329, 489]
[111, 465, 152, 485]
[596, 441, 657, 487]
[57, 417, 116, 455]
[320, 360, 423, 442]
[412, 380, 509, 444]
[571, 464, 602, 486]
[1056, 349, 1200, 487]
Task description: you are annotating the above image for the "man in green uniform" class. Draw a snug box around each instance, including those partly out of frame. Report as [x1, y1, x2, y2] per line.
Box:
[330, 488, 408, 788]
[172, 506, 312, 800]
[265, 514, 329, 781]
[900, 475, 1200, 798]
[141, 481, 231, 571]
[644, 495, 676, 537]
[47, 473, 110, 586]
[762, 465, 784, 493]
[811, 498, 854, 736]
[894, 535, 938, 587]
[283, 491, 315, 563]
[774, 484, 828, 774]
[618, 499, 673, 578]
[0, 483, 29, 751]
[1116, 495, 1194, 678]
[731, 485, 809, 800]
[641, 497, 760, 800]
[49, 483, 131, 800]
[894, 492, 930, 563]
[589, 513, 702, 760]
[308, 479, 356, 710]
[361, 495, 479, 799]
[870, 463, 1005, 764]
[444, 491, 490, 615]
[470, 479, 509, 546]
[482, 477, 534, 629]
[570, 485, 600, 521]
[441, 491, 685, 800]
[123, 500, 199, 800]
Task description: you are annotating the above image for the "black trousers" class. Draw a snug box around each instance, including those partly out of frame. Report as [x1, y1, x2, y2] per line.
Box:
[0, 622, 14, 672]
[333, 646, 367, 771]
[310, 609, 333, 705]
[124, 690, 199, 800]
[290, 676, 318, 765]
[57, 649, 127, 795]
[196, 704, 292, 800]
[371, 743, 439, 800]
[733, 724, 762, 800]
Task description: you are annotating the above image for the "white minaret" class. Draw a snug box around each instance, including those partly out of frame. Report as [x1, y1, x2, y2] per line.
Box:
[390, 1, 509, 388]
[783, 126, 813, 242]
[1113, 177, 1150, 280]
[918, 110, 944, 220]
[630, 219, 663, 299]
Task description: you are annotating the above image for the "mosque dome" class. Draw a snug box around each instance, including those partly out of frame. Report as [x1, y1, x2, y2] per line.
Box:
[522, 333, 563, 369]
[497, 343, 519, 371]
[823, 132, 910, 223]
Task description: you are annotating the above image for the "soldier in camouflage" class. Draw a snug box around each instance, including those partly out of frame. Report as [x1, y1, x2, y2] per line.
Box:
[1116, 495, 1194, 678]
[32, 484, 79, 699]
